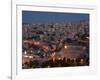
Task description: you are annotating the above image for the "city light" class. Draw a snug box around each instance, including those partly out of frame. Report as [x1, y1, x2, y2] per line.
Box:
[29, 56, 33, 59]
[24, 51, 27, 55]
[52, 52, 56, 57]
[64, 45, 68, 49]
[24, 55, 28, 58]
[22, 16, 89, 68]
[34, 41, 40, 45]
[58, 57, 61, 60]
[86, 37, 89, 39]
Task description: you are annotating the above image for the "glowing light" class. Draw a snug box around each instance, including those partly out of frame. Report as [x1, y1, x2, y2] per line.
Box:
[86, 37, 89, 39]
[80, 59, 84, 64]
[58, 57, 61, 60]
[24, 51, 27, 55]
[29, 56, 33, 59]
[64, 45, 68, 49]
[24, 55, 28, 58]
[52, 52, 56, 57]
[34, 41, 40, 45]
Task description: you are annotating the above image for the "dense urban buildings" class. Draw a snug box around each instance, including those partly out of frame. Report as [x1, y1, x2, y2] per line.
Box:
[22, 11, 89, 69]
[22, 11, 90, 69]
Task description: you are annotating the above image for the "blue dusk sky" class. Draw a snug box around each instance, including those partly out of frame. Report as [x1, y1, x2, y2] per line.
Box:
[22, 11, 89, 23]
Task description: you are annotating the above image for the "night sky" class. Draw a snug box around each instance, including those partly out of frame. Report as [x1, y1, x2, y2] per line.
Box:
[22, 11, 89, 24]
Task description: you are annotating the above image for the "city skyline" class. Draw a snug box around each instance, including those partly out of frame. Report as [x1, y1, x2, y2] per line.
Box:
[22, 11, 89, 24]
[22, 10, 89, 69]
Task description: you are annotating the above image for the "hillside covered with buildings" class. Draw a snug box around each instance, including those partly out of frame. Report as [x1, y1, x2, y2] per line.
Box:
[22, 20, 89, 69]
